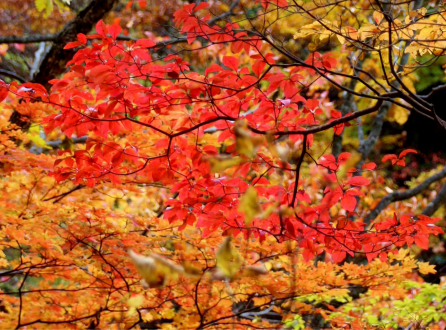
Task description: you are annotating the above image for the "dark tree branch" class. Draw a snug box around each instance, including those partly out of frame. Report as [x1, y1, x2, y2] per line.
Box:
[422, 182, 446, 217]
[0, 35, 58, 44]
[357, 100, 391, 164]
[364, 166, 446, 222]
[208, 0, 241, 25]
[0, 69, 27, 83]
[420, 84, 446, 100]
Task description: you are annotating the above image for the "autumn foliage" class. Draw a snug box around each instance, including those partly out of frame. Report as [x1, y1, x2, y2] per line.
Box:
[1, 0, 446, 329]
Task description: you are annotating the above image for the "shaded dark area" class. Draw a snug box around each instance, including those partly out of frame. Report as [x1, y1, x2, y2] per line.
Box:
[383, 82, 446, 155]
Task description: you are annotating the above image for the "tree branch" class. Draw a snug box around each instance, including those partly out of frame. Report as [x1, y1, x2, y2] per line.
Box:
[0, 35, 58, 44]
[364, 166, 446, 222]
[420, 84, 446, 100]
[0, 69, 27, 83]
[422, 181, 446, 216]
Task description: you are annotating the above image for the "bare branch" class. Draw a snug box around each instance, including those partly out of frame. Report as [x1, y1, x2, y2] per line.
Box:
[0, 69, 27, 83]
[0, 35, 58, 44]
[422, 182, 446, 216]
[365, 166, 446, 222]
[420, 84, 446, 100]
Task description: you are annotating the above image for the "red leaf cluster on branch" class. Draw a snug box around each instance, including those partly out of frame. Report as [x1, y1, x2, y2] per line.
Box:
[1, 4, 443, 263]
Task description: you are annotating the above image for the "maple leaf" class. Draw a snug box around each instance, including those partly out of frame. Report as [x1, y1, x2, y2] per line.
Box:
[417, 262, 436, 275]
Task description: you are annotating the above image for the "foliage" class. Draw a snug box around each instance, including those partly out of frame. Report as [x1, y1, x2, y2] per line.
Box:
[0, 0, 446, 329]
[330, 278, 446, 329]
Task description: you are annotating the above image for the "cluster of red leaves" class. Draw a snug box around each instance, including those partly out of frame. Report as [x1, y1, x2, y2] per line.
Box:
[1, 3, 443, 263]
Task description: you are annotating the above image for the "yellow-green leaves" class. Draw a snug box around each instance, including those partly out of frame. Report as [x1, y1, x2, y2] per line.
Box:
[216, 237, 243, 279]
[35, 0, 54, 17]
[238, 187, 261, 226]
[35, 0, 70, 17]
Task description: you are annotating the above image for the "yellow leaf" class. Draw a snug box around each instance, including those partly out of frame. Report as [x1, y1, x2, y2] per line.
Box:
[389, 248, 410, 261]
[35, 0, 54, 18]
[402, 258, 418, 272]
[387, 104, 410, 125]
[216, 237, 243, 279]
[358, 24, 380, 40]
[209, 156, 241, 173]
[238, 187, 261, 226]
[0, 258, 8, 268]
[418, 262, 436, 275]
[27, 126, 52, 150]
[264, 261, 273, 271]
[373, 11, 384, 25]
[293, 22, 322, 39]
[127, 295, 144, 316]
[160, 309, 175, 319]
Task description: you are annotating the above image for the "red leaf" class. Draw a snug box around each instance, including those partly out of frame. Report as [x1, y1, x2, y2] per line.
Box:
[77, 33, 87, 45]
[332, 251, 346, 263]
[0, 81, 8, 102]
[346, 176, 370, 187]
[135, 39, 156, 48]
[306, 99, 319, 110]
[333, 123, 344, 135]
[337, 152, 350, 163]
[223, 56, 239, 71]
[64, 41, 82, 49]
[205, 64, 224, 76]
[382, 154, 397, 164]
[361, 162, 376, 170]
[109, 23, 122, 40]
[340, 194, 356, 212]
[399, 149, 417, 158]
[193, 2, 209, 12]
[96, 20, 107, 37]
[414, 235, 429, 250]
